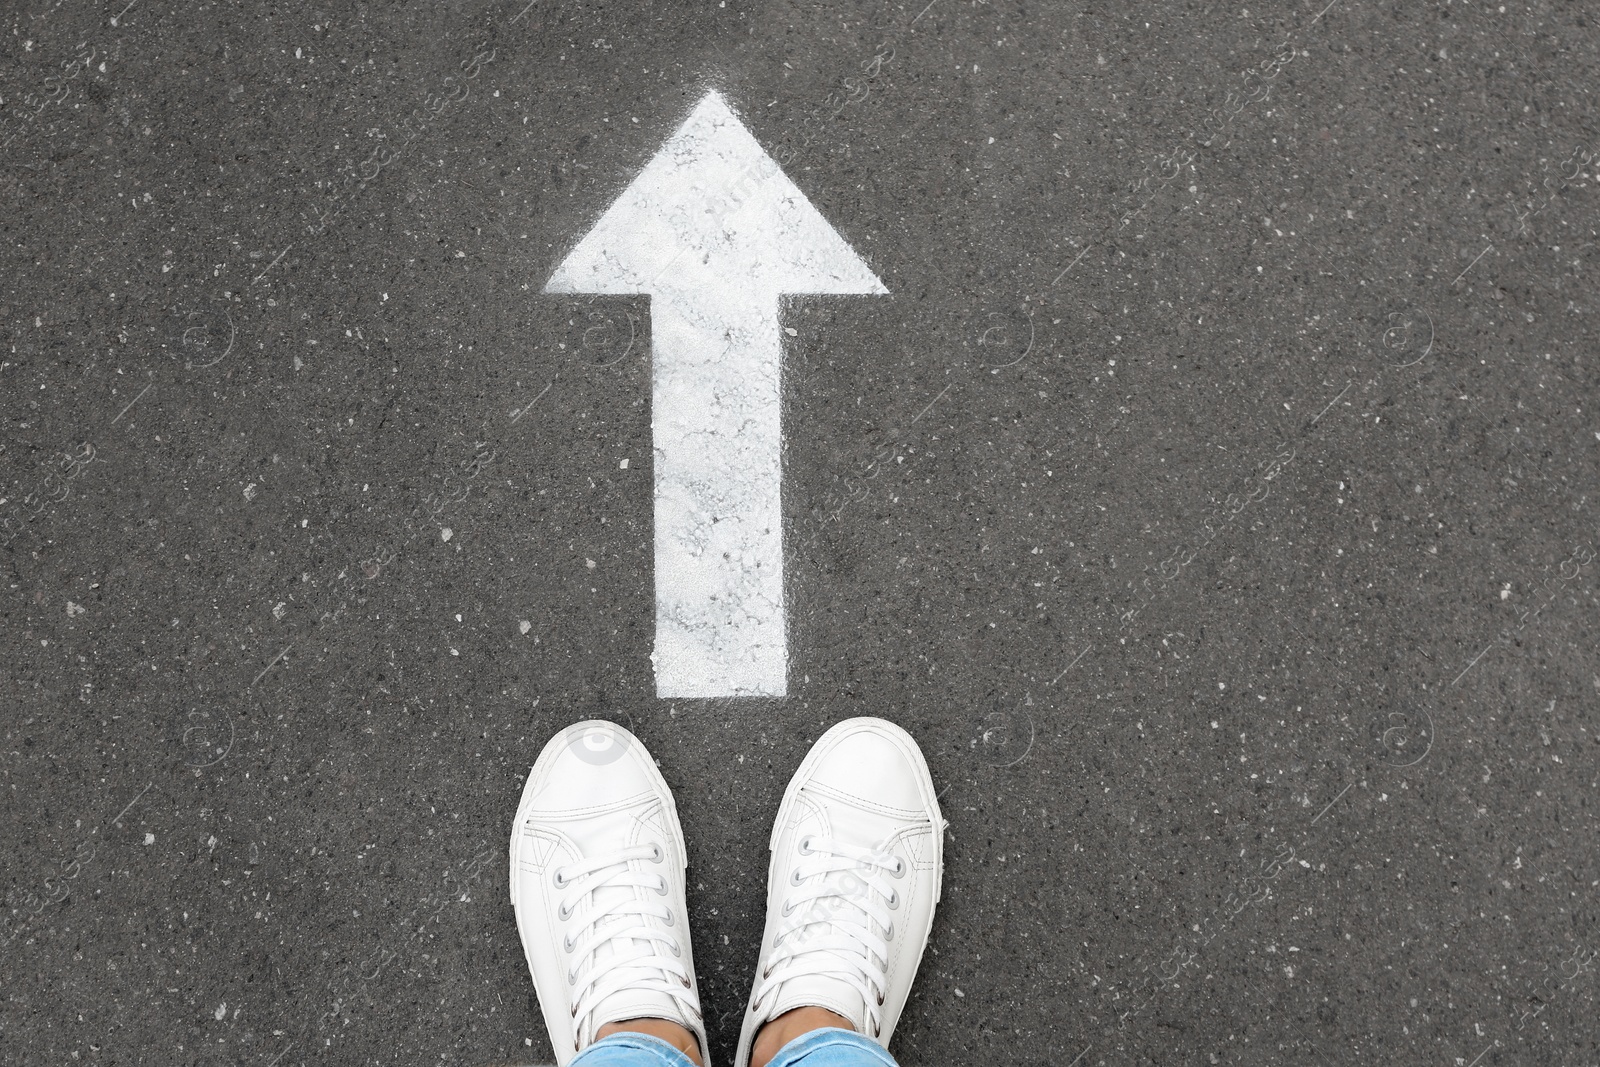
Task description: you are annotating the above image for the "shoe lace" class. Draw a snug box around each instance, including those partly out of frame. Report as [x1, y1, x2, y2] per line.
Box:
[751, 834, 902, 1037]
[555, 843, 699, 1042]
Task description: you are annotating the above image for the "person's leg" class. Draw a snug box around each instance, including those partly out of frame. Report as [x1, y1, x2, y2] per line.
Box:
[734, 718, 946, 1067]
[753, 1026, 900, 1067]
[510, 721, 708, 1067]
[749, 1008, 854, 1065]
[748, 1017, 864, 1062]
[595, 1019, 703, 1062]
[569, 1030, 703, 1067]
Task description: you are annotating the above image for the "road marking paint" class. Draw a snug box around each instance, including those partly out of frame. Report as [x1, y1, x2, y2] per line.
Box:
[547, 91, 886, 697]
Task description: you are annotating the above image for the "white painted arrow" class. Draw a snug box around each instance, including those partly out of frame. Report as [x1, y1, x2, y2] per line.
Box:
[546, 90, 886, 698]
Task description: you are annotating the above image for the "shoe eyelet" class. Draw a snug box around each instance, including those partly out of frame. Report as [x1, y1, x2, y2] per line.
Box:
[562, 932, 576, 952]
[884, 921, 895, 941]
[663, 910, 675, 927]
[781, 900, 796, 917]
[876, 991, 885, 1006]
[789, 867, 805, 886]
[558, 900, 574, 921]
[797, 835, 814, 855]
[567, 969, 577, 985]
[552, 868, 569, 888]
[670, 940, 682, 957]
[649, 842, 664, 863]
[654, 876, 669, 896]
[887, 889, 899, 909]
[892, 857, 906, 878]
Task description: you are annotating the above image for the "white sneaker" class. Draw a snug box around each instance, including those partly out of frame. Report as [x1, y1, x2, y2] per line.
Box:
[510, 720, 708, 1066]
[734, 718, 946, 1067]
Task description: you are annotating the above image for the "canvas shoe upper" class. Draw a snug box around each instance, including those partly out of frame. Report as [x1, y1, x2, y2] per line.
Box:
[510, 720, 708, 1066]
[734, 717, 945, 1067]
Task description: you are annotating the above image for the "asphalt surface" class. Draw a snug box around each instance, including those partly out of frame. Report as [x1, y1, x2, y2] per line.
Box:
[4, 1, 1600, 1065]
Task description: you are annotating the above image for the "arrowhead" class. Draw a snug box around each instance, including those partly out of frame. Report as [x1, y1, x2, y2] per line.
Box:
[545, 91, 887, 299]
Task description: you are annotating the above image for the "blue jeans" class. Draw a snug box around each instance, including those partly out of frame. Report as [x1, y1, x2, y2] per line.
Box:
[570, 1028, 899, 1067]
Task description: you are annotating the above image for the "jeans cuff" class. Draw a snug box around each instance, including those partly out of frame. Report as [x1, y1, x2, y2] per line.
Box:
[768, 1027, 899, 1067]
[571, 1031, 700, 1067]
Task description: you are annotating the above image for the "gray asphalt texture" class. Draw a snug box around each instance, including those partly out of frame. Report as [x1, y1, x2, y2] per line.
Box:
[3, 1, 1599, 1065]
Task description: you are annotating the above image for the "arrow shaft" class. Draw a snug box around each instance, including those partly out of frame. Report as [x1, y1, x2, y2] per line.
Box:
[652, 297, 786, 697]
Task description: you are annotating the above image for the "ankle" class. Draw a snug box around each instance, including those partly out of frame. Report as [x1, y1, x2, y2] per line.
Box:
[596, 1018, 704, 1067]
[750, 1006, 854, 1067]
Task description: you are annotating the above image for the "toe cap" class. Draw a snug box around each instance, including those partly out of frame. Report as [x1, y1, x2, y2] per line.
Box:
[805, 719, 932, 815]
[530, 721, 657, 813]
